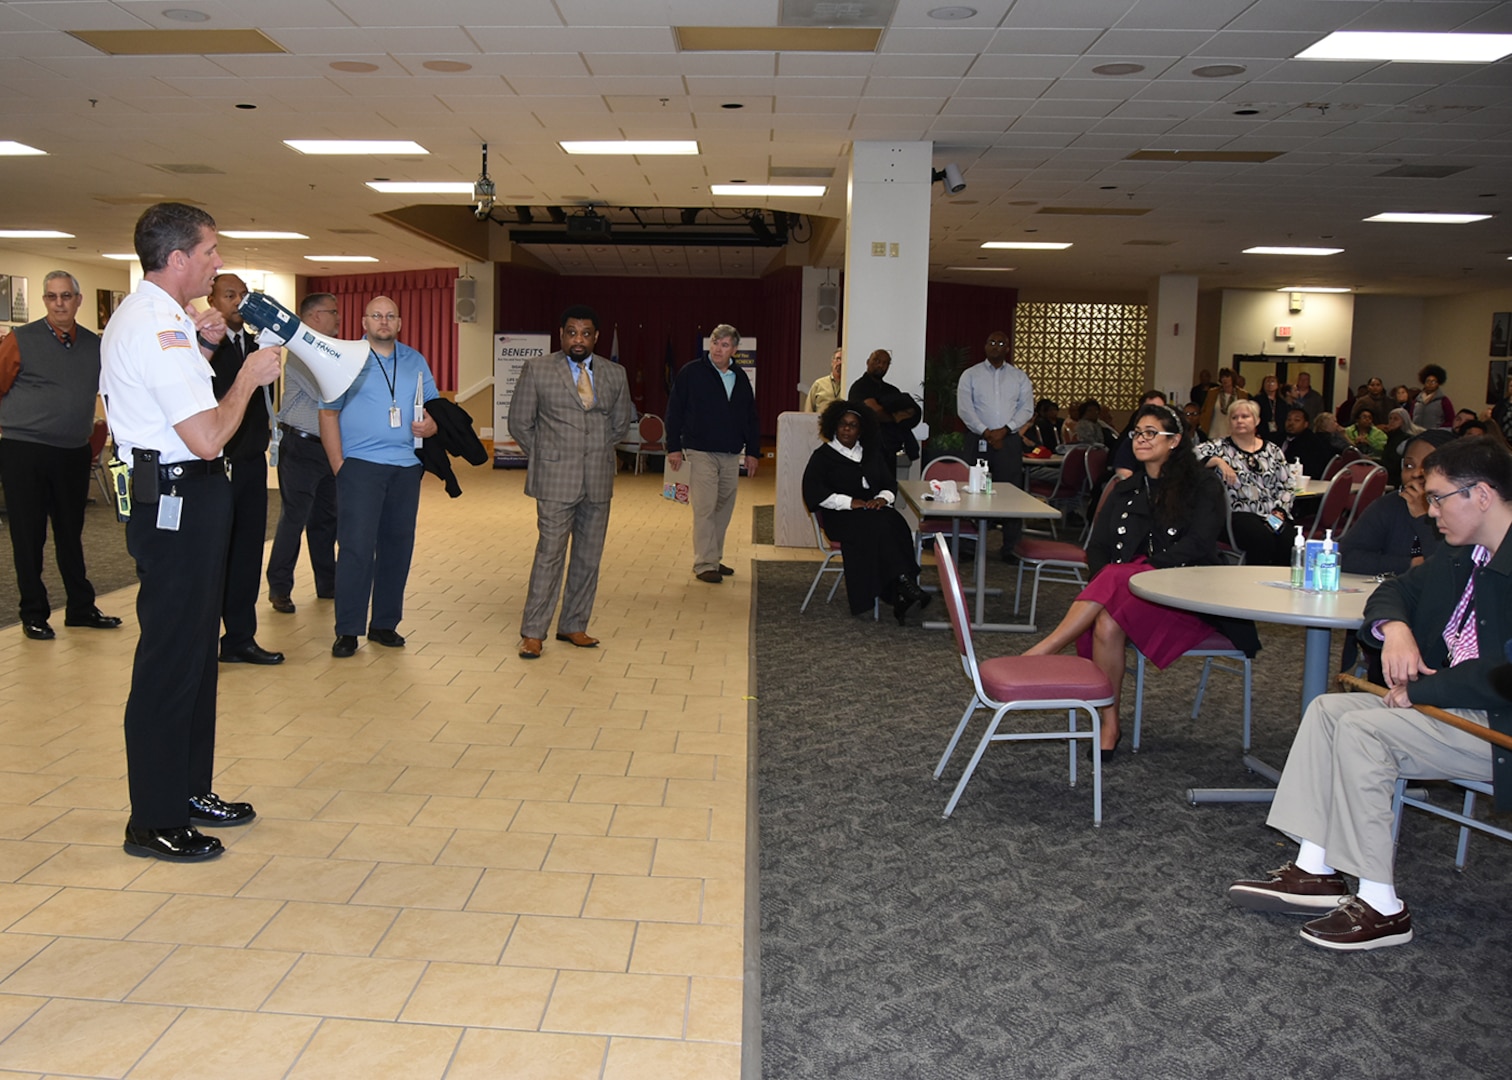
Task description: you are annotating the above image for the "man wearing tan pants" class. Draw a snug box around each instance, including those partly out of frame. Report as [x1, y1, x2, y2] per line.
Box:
[665, 324, 761, 584]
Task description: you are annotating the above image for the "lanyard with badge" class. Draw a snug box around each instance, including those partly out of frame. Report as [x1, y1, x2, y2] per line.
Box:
[376, 350, 401, 427]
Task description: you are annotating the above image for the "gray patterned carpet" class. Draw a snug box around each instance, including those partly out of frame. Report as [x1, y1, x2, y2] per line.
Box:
[754, 554, 1512, 1079]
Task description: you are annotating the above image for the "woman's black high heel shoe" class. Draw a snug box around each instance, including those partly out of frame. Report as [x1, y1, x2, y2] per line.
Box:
[1087, 732, 1124, 763]
[893, 594, 916, 625]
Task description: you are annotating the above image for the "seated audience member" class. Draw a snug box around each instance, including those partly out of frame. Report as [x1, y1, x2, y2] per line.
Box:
[1274, 405, 1333, 477]
[1023, 403, 1257, 760]
[1389, 384, 1413, 412]
[1196, 399, 1296, 565]
[1023, 398, 1063, 450]
[1061, 398, 1105, 448]
[1228, 436, 1512, 951]
[1343, 408, 1386, 458]
[1334, 383, 1361, 426]
[1314, 412, 1350, 456]
[1381, 408, 1423, 486]
[1198, 367, 1248, 440]
[1458, 418, 1489, 439]
[1412, 364, 1454, 429]
[1111, 390, 1171, 479]
[1340, 431, 1452, 577]
[802, 401, 928, 625]
[1182, 402, 1209, 443]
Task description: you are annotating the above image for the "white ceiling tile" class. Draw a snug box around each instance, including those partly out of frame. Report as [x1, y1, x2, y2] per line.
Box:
[684, 76, 781, 95]
[1107, 98, 1210, 119]
[1000, 0, 1140, 30]
[984, 29, 1104, 55]
[1042, 78, 1158, 101]
[855, 96, 946, 115]
[1024, 97, 1120, 118]
[1134, 80, 1253, 103]
[605, 96, 692, 113]
[879, 28, 994, 54]
[774, 76, 868, 95]
[928, 116, 1014, 132]
[332, 0, 564, 26]
[941, 98, 1032, 116]
[1087, 28, 1218, 55]
[467, 26, 675, 52]
[863, 76, 961, 96]
[585, 52, 772, 76]
[955, 78, 1057, 98]
[9, 0, 149, 30]
[364, 27, 487, 51]
[1195, 30, 1341, 59]
[869, 54, 974, 78]
[777, 52, 876, 76]
[1226, 0, 1374, 33]
[1117, 0, 1256, 31]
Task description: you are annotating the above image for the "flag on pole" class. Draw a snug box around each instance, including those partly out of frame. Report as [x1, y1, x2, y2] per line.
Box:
[610, 327, 621, 365]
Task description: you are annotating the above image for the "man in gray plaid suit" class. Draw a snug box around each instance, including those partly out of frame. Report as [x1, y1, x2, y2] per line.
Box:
[509, 305, 633, 659]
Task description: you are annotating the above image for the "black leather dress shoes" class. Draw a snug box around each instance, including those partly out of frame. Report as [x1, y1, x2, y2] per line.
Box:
[188, 792, 256, 827]
[269, 593, 296, 614]
[64, 607, 123, 629]
[22, 619, 55, 640]
[123, 824, 224, 861]
[332, 634, 358, 657]
[367, 628, 405, 648]
[220, 642, 285, 665]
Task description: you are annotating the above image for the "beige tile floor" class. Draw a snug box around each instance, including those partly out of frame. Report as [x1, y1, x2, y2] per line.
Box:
[0, 463, 804, 1079]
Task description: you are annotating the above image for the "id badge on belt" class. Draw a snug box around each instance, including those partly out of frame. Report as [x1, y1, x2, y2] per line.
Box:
[157, 486, 183, 531]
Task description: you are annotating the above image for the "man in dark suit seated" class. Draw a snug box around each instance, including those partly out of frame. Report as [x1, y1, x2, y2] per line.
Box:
[1272, 405, 1332, 477]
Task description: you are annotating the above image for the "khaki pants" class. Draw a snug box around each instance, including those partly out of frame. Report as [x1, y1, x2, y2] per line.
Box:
[685, 448, 740, 574]
[1266, 692, 1493, 883]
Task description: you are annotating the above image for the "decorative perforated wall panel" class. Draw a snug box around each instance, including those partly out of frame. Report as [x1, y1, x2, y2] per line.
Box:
[1014, 302, 1149, 410]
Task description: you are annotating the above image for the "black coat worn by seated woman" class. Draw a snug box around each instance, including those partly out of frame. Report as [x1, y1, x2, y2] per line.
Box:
[802, 435, 922, 618]
[1087, 468, 1262, 657]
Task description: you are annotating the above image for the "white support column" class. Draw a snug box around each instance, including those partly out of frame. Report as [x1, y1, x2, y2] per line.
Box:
[1149, 273, 1199, 405]
[842, 142, 933, 434]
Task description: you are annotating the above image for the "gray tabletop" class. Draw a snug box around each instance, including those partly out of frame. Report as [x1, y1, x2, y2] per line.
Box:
[1128, 564, 1376, 629]
[897, 480, 1061, 523]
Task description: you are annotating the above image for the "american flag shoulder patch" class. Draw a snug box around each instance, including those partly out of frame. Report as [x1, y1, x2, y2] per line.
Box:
[157, 329, 191, 350]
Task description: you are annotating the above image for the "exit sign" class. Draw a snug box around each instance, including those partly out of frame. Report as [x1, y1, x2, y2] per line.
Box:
[1274, 325, 1292, 338]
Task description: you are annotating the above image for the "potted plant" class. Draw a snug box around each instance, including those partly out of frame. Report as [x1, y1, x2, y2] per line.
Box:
[921, 342, 971, 463]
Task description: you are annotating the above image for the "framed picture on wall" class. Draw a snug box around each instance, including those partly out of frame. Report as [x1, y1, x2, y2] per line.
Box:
[8, 276, 26, 323]
[1488, 361, 1508, 406]
[1491, 312, 1511, 357]
[97, 288, 127, 328]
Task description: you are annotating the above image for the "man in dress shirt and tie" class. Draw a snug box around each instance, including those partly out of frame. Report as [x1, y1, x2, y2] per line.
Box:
[509, 305, 632, 659]
[206, 273, 282, 665]
[264, 293, 340, 614]
[956, 329, 1035, 558]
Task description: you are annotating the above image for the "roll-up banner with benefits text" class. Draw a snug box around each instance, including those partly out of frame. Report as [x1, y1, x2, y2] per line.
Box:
[494, 333, 551, 467]
[663, 336, 757, 502]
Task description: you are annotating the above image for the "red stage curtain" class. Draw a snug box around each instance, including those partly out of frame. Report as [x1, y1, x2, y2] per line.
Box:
[495, 265, 803, 441]
[307, 268, 459, 392]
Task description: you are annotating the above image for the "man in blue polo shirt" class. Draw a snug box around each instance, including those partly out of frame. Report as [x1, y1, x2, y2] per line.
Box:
[318, 295, 438, 657]
[666, 323, 761, 584]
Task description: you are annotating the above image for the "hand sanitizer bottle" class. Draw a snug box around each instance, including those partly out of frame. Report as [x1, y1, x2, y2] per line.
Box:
[1290, 526, 1307, 589]
[1317, 528, 1340, 592]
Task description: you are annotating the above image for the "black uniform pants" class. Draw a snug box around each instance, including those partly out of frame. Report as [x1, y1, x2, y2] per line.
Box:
[220, 454, 267, 652]
[123, 470, 232, 828]
[0, 438, 96, 623]
[266, 430, 337, 599]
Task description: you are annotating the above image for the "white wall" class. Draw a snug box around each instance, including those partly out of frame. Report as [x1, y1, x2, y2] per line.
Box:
[1218, 289, 1356, 409]
[1349, 294, 1426, 392]
[1421, 286, 1512, 411]
[0, 250, 130, 334]
[797, 265, 840, 409]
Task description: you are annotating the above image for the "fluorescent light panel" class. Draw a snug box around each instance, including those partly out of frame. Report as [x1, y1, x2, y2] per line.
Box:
[710, 184, 826, 197]
[366, 181, 474, 194]
[1365, 212, 1491, 224]
[284, 140, 427, 155]
[0, 229, 73, 238]
[1296, 32, 1512, 64]
[980, 241, 1072, 250]
[1243, 246, 1343, 256]
[102, 253, 139, 260]
[0, 141, 45, 156]
[1277, 286, 1352, 293]
[560, 141, 699, 155]
[220, 230, 308, 240]
[303, 255, 378, 262]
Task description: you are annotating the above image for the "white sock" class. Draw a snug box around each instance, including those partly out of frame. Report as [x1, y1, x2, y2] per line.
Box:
[1355, 878, 1403, 916]
[1295, 840, 1334, 876]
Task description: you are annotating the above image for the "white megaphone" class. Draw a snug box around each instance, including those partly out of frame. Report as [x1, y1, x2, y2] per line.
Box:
[238, 292, 368, 402]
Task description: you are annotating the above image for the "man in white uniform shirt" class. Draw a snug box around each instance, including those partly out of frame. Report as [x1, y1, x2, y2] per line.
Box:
[100, 202, 282, 862]
[956, 328, 1034, 558]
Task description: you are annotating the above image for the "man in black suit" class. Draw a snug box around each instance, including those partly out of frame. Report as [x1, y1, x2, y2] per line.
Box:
[206, 273, 282, 665]
[1272, 405, 1332, 477]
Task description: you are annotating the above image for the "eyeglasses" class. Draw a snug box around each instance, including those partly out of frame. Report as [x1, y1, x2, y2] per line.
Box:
[1131, 428, 1178, 442]
[312, 308, 340, 317]
[364, 313, 399, 321]
[1426, 484, 1475, 507]
[43, 292, 77, 302]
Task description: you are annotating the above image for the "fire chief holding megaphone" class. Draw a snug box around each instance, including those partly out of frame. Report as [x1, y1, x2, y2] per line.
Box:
[237, 290, 368, 403]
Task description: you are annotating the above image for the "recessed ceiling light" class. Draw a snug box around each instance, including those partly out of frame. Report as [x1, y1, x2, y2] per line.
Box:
[365, 181, 475, 194]
[234, 102, 256, 110]
[423, 60, 472, 72]
[0, 141, 46, 156]
[102, 253, 139, 260]
[1243, 246, 1343, 255]
[721, 102, 744, 110]
[1192, 64, 1246, 78]
[285, 140, 427, 155]
[303, 255, 378, 262]
[330, 61, 380, 73]
[1296, 31, 1512, 64]
[220, 230, 308, 240]
[161, 8, 211, 22]
[980, 241, 1072, 250]
[1276, 286, 1352, 293]
[0, 229, 73, 238]
[1233, 108, 1261, 116]
[559, 141, 699, 155]
[1092, 63, 1145, 76]
[928, 6, 977, 19]
[1364, 212, 1491, 224]
[711, 184, 826, 197]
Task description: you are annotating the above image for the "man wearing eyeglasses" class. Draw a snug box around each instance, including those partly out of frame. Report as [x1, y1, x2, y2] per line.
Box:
[0, 270, 121, 640]
[956, 329, 1034, 558]
[265, 293, 341, 615]
[1229, 436, 1512, 951]
[319, 296, 438, 658]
